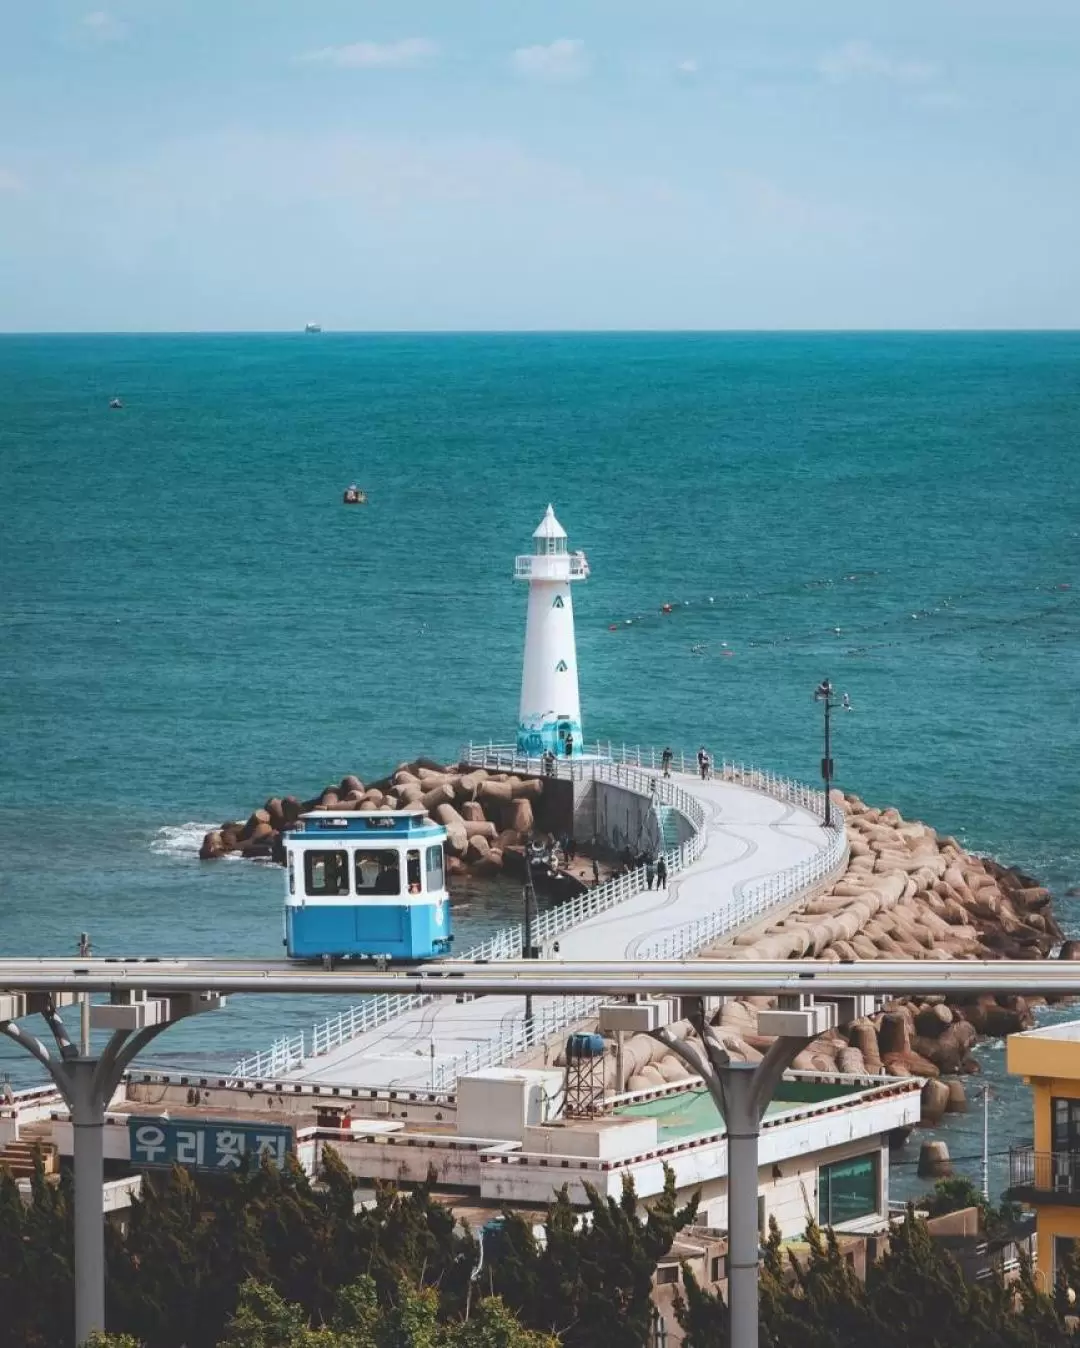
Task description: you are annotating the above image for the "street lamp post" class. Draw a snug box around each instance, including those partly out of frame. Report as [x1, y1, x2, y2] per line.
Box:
[523, 835, 540, 1029]
[813, 678, 850, 828]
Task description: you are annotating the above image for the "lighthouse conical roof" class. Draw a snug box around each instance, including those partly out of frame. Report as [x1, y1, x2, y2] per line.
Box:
[532, 504, 567, 540]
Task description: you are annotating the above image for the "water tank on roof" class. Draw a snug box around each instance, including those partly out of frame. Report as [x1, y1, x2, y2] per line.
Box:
[565, 1032, 605, 1060]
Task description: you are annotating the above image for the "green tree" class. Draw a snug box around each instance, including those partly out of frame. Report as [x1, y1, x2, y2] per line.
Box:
[217, 1277, 555, 1348]
[489, 1167, 697, 1348]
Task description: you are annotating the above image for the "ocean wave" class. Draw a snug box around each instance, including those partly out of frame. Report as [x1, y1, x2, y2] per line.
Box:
[150, 822, 220, 858]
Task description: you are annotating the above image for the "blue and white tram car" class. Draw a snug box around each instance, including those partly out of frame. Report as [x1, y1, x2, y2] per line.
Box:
[284, 810, 453, 963]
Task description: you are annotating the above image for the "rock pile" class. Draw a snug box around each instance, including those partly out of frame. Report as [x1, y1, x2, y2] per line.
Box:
[199, 759, 552, 875]
[723, 790, 1062, 966]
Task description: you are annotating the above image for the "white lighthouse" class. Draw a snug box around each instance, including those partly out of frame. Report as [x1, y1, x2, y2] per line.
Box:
[514, 505, 589, 758]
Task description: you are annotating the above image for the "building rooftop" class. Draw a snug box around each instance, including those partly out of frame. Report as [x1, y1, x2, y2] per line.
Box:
[1009, 1020, 1080, 1042]
[613, 1077, 890, 1144]
[1007, 1017, 1080, 1080]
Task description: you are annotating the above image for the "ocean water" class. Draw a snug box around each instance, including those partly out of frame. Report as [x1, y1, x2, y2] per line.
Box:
[2, 332, 1078, 1198]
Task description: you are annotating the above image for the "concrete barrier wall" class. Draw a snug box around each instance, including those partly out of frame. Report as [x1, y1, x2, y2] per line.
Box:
[594, 781, 663, 856]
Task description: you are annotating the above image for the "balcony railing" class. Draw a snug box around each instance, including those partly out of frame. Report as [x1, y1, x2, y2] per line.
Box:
[1008, 1146, 1080, 1202]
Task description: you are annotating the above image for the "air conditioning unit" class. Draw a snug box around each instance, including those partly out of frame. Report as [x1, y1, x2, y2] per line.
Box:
[598, 1000, 673, 1034]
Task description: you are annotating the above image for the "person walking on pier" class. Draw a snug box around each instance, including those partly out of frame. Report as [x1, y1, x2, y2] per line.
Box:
[661, 746, 673, 777]
[656, 855, 668, 889]
[697, 746, 708, 780]
[645, 853, 656, 889]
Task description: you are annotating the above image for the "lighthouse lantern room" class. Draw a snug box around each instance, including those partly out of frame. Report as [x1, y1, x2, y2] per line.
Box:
[514, 505, 589, 758]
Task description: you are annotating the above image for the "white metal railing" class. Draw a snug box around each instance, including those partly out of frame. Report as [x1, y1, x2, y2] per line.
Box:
[432, 995, 600, 1092]
[639, 824, 848, 960]
[425, 745, 845, 1090]
[462, 741, 826, 819]
[230, 1030, 307, 1082]
[232, 741, 841, 1082]
[513, 554, 589, 581]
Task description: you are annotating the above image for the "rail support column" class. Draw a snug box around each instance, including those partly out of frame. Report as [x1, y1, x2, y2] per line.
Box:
[657, 1007, 813, 1348]
[1, 992, 222, 1344]
[70, 1060, 107, 1345]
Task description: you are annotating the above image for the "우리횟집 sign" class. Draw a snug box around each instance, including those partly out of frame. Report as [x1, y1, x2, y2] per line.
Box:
[128, 1116, 293, 1172]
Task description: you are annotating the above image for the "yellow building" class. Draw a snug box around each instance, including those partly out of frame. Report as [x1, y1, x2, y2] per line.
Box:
[1006, 1023, 1080, 1286]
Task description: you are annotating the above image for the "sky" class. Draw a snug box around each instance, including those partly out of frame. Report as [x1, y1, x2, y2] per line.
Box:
[1, 1, 1079, 330]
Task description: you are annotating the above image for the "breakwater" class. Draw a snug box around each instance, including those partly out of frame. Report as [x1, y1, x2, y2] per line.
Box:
[579, 790, 1065, 1124]
[199, 759, 563, 877]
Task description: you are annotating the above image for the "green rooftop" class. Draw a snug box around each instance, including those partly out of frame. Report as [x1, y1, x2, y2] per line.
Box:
[613, 1079, 873, 1144]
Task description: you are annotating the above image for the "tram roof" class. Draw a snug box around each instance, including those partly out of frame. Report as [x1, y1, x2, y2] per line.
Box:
[292, 809, 444, 838]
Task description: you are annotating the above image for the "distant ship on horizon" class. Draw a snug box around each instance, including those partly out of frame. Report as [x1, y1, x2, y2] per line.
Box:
[304, 321, 322, 333]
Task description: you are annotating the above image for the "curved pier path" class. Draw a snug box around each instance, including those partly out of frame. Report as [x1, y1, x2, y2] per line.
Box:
[286, 762, 843, 1092]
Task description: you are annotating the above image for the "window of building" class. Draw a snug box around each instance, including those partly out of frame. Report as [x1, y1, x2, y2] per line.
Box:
[426, 844, 445, 892]
[355, 849, 400, 896]
[303, 850, 350, 897]
[818, 1154, 879, 1227]
[758, 1194, 767, 1239]
[1056, 1236, 1079, 1283]
[1052, 1098, 1080, 1152]
[710, 1255, 726, 1282]
[656, 1265, 678, 1285]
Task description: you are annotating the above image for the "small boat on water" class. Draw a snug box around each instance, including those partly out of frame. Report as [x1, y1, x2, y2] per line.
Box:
[304, 322, 322, 333]
[109, 397, 123, 409]
[343, 485, 367, 505]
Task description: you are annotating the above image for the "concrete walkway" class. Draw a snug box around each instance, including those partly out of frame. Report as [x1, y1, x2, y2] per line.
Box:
[289, 772, 830, 1090]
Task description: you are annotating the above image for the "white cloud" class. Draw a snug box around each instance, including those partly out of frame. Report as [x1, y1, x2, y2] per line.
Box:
[301, 38, 437, 70]
[818, 40, 937, 86]
[512, 39, 589, 82]
[82, 11, 128, 41]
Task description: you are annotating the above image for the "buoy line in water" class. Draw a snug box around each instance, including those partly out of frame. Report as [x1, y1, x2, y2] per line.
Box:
[602, 579, 1076, 662]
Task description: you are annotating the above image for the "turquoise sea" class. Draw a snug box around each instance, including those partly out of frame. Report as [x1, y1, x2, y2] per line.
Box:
[2, 332, 1078, 1197]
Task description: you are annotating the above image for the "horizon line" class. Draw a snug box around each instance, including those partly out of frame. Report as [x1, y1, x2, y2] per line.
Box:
[2, 326, 1080, 337]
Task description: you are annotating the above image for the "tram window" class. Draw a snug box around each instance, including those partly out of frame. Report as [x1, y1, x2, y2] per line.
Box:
[288, 856, 295, 895]
[355, 850, 400, 896]
[406, 849, 422, 894]
[425, 844, 445, 892]
[304, 850, 350, 897]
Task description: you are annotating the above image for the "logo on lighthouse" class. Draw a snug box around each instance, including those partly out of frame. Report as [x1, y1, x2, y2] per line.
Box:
[555, 660, 568, 672]
[552, 595, 565, 608]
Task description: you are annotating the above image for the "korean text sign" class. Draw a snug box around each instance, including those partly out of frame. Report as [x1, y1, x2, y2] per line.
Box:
[128, 1117, 293, 1171]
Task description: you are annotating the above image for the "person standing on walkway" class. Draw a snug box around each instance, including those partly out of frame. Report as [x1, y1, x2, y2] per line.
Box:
[656, 855, 668, 889]
[697, 746, 707, 780]
[564, 730, 574, 759]
[703, 750, 712, 780]
[661, 746, 673, 777]
[645, 853, 656, 889]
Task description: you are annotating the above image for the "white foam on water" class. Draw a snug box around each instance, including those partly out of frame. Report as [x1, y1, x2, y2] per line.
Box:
[150, 822, 222, 858]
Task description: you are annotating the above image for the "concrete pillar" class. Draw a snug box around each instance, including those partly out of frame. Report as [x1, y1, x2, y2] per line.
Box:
[69, 1061, 107, 1345]
[718, 1064, 762, 1348]
[656, 1019, 813, 1348]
